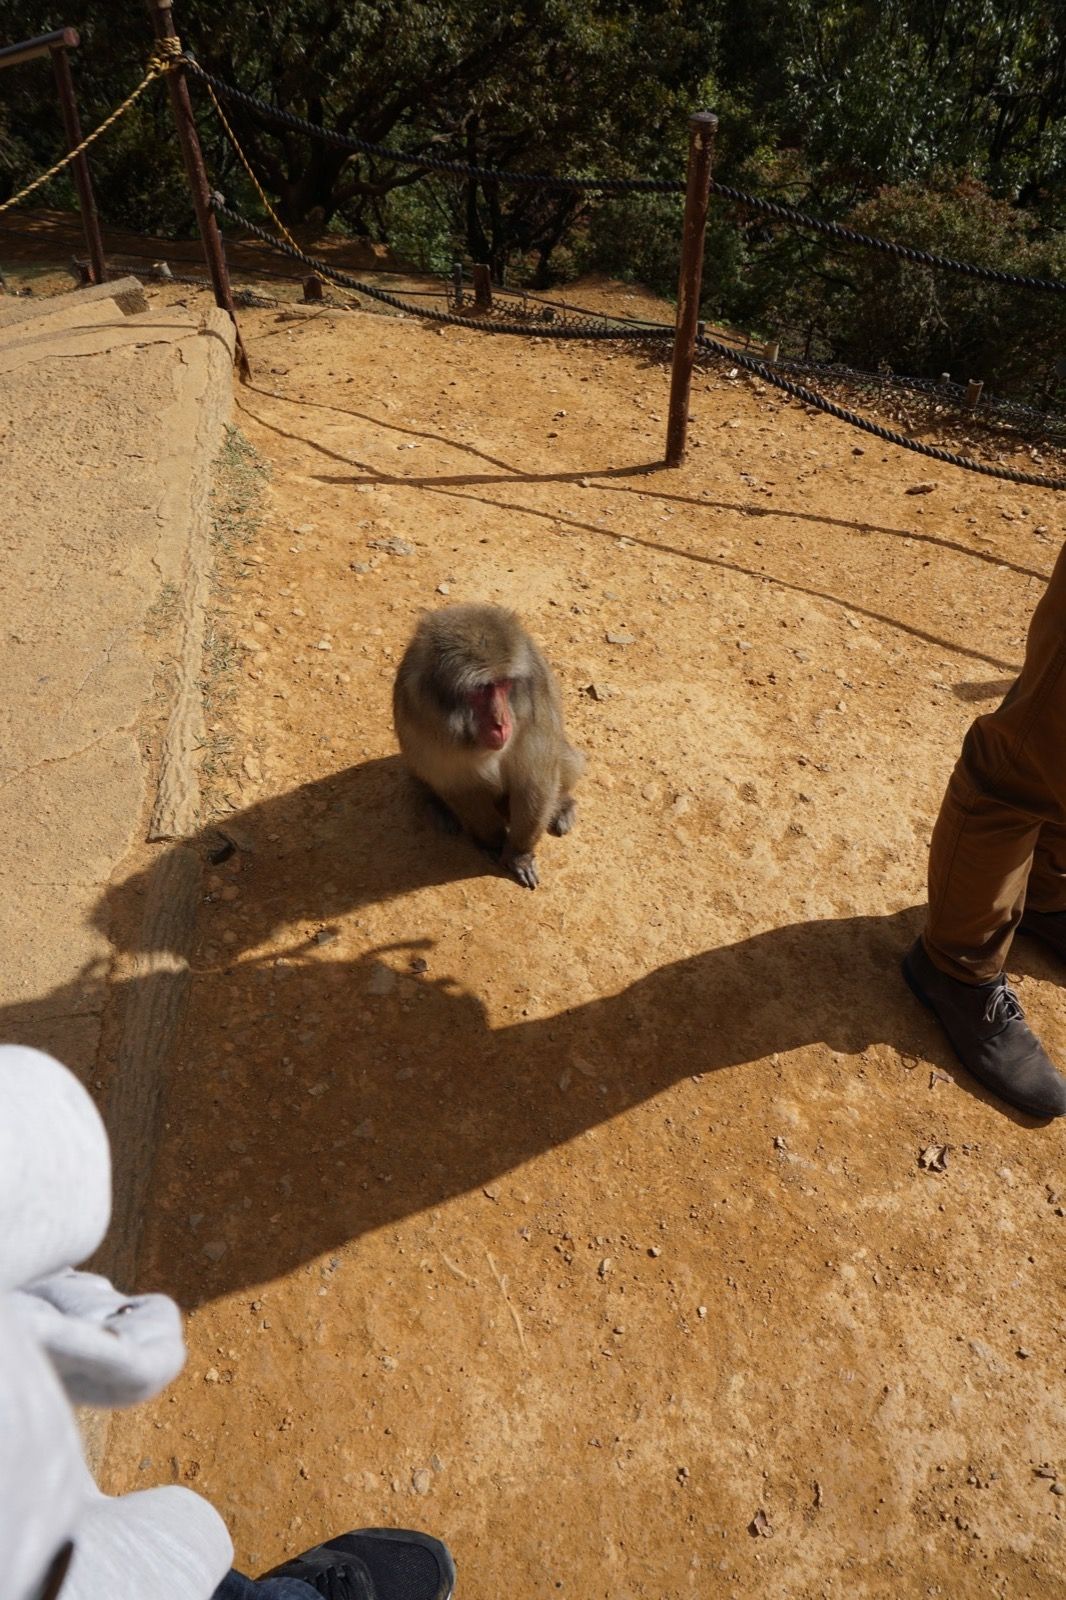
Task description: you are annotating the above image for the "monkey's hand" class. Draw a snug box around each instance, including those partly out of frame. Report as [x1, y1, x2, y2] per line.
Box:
[501, 847, 539, 889]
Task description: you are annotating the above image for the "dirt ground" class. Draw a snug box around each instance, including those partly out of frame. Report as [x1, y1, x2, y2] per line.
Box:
[59, 268, 1066, 1598]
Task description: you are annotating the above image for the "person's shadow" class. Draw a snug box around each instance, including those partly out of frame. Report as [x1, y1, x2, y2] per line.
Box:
[0, 758, 1014, 1307]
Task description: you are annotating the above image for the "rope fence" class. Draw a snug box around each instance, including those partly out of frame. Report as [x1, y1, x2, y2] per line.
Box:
[210, 194, 1066, 491]
[0, 40, 180, 217]
[2, 24, 1065, 488]
[189, 61, 1066, 296]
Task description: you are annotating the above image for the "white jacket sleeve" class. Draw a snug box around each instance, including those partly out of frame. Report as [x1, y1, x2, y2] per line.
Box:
[13, 1269, 187, 1407]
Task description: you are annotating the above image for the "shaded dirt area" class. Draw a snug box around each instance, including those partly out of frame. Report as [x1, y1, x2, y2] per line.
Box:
[98, 282, 1066, 1598]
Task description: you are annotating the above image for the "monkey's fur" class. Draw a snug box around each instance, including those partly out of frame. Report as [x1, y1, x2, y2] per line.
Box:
[393, 604, 584, 888]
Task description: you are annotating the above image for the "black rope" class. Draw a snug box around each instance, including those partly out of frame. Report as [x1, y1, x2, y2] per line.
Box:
[695, 334, 1066, 489]
[708, 182, 1066, 294]
[210, 197, 655, 337]
[213, 196, 1066, 490]
[187, 62, 679, 194]
[189, 61, 1066, 294]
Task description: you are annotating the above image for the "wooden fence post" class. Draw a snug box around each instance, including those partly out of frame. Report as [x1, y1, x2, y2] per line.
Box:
[472, 263, 492, 311]
[665, 110, 717, 467]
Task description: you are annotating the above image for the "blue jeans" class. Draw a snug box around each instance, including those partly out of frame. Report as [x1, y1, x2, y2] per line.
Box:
[213, 1572, 318, 1600]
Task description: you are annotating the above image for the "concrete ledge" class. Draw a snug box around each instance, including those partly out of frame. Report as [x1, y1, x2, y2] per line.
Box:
[0, 272, 147, 330]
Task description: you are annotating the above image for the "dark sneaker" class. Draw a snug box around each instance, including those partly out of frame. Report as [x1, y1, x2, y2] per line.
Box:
[1019, 908, 1066, 962]
[902, 937, 1066, 1118]
[263, 1528, 455, 1600]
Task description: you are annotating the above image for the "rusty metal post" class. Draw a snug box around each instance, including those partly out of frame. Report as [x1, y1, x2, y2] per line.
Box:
[0, 27, 80, 68]
[472, 263, 492, 311]
[49, 38, 107, 285]
[665, 111, 717, 467]
[965, 378, 983, 409]
[303, 273, 323, 301]
[147, 0, 250, 378]
[451, 259, 463, 308]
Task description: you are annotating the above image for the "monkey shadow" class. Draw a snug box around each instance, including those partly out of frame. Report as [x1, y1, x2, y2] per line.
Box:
[99, 755, 504, 961]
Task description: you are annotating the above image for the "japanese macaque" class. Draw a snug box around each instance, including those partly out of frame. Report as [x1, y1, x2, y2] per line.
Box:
[393, 603, 585, 888]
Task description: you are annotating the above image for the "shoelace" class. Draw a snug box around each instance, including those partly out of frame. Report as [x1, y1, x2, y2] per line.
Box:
[984, 983, 1025, 1027]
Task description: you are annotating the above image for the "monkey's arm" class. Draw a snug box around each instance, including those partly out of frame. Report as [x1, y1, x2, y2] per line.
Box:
[500, 778, 556, 889]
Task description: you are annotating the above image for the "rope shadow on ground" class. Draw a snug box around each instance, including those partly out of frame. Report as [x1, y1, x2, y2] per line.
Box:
[239, 385, 1053, 589]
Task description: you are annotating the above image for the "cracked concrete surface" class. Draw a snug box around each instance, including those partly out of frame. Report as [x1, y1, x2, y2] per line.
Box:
[0, 283, 233, 1088]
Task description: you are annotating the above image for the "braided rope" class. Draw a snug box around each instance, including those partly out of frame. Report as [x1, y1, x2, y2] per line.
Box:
[211, 196, 1066, 489]
[708, 181, 1066, 294]
[200, 75, 301, 252]
[188, 63, 1066, 294]
[0, 43, 180, 217]
[695, 334, 1066, 489]
[186, 62, 681, 194]
[210, 197, 653, 337]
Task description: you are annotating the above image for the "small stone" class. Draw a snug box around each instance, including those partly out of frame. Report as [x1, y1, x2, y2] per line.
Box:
[436, 583, 451, 595]
[412, 1468, 432, 1495]
[598, 1257, 612, 1278]
[648, 1246, 662, 1258]
[203, 1240, 227, 1261]
[350, 561, 371, 574]
[773, 1135, 787, 1150]
[368, 536, 415, 557]
[204, 1367, 220, 1384]
[905, 482, 936, 495]
[1052, 1483, 1065, 1496]
[381, 1355, 398, 1372]
[697, 1305, 708, 1319]
[606, 631, 635, 646]
[314, 928, 339, 945]
[314, 640, 333, 651]
[1017, 1347, 1032, 1359]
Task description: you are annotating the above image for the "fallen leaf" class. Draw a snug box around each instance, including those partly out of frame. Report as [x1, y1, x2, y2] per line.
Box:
[750, 1508, 774, 1538]
[919, 1144, 949, 1172]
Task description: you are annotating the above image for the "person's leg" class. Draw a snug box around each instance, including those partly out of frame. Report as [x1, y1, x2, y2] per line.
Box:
[1025, 819, 1066, 916]
[904, 541, 1066, 1116]
[924, 539, 1066, 982]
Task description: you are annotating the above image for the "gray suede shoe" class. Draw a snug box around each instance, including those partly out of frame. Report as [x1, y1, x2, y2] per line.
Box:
[903, 938, 1066, 1118]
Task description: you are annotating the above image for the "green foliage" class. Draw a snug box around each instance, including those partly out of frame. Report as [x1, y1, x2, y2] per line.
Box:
[821, 178, 1066, 387]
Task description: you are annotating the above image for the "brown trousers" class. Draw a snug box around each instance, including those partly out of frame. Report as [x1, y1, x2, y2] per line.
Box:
[924, 538, 1066, 984]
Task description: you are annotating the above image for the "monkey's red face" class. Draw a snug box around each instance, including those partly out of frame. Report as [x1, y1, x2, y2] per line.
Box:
[470, 680, 513, 750]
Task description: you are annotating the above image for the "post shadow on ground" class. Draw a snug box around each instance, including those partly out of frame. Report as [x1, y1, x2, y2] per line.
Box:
[0, 759, 1039, 1309]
